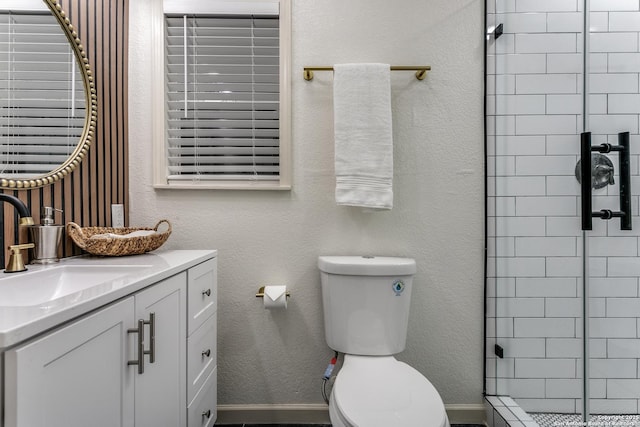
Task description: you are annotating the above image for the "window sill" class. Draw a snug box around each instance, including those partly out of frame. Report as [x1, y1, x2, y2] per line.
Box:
[153, 182, 292, 191]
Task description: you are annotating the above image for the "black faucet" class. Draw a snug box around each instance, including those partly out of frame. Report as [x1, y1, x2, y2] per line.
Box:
[0, 194, 34, 226]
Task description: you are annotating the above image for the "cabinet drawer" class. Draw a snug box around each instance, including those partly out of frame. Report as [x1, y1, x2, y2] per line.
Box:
[187, 313, 217, 405]
[188, 258, 217, 335]
[188, 368, 217, 427]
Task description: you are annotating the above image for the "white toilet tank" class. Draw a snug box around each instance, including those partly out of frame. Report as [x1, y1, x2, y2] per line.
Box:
[318, 256, 417, 356]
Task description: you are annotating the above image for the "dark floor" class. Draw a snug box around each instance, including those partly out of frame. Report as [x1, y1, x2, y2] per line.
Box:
[218, 424, 482, 426]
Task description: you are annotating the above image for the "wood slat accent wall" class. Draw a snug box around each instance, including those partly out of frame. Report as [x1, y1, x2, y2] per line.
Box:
[0, 0, 129, 266]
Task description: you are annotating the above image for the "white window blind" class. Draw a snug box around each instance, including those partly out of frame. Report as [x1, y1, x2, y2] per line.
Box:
[165, 14, 280, 182]
[0, 12, 84, 177]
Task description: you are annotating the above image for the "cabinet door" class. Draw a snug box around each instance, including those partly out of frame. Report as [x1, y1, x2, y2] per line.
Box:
[4, 298, 135, 427]
[134, 272, 187, 427]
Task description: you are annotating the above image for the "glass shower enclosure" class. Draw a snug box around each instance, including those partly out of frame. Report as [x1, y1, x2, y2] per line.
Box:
[486, 0, 640, 425]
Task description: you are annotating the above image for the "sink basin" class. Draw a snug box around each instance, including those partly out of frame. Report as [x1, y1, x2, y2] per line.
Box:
[0, 265, 152, 307]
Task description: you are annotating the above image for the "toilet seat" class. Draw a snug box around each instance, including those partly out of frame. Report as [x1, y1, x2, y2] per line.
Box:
[330, 355, 449, 427]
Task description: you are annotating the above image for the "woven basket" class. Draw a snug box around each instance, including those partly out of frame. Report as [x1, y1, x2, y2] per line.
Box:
[67, 220, 172, 256]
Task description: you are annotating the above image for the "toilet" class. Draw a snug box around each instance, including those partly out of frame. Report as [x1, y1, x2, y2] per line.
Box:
[318, 256, 450, 427]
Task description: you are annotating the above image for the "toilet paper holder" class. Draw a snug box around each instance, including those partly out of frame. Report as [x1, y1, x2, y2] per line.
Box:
[255, 286, 291, 299]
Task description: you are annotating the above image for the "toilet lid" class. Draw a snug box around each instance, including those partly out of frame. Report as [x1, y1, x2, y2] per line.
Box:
[333, 356, 447, 427]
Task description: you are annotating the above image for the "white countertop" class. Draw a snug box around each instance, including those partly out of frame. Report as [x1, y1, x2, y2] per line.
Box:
[0, 249, 216, 350]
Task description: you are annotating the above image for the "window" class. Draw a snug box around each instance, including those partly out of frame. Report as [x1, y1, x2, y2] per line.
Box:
[153, 0, 291, 190]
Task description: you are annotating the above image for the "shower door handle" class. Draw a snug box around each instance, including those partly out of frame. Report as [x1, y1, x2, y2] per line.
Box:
[580, 131, 632, 231]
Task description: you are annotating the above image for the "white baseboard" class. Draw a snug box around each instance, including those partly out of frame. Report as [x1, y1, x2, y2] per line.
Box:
[216, 403, 486, 425]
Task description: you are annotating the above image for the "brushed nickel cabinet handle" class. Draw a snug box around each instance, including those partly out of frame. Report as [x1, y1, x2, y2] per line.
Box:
[143, 312, 156, 364]
[127, 319, 145, 374]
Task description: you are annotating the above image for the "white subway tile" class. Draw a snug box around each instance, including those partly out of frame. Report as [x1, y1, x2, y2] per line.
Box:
[494, 115, 517, 136]
[491, 156, 516, 176]
[497, 54, 547, 75]
[494, 176, 546, 196]
[546, 217, 581, 236]
[589, 318, 636, 338]
[516, 0, 578, 13]
[491, 197, 516, 216]
[496, 378, 546, 398]
[591, 0, 640, 12]
[493, 237, 516, 256]
[489, 277, 517, 298]
[589, 237, 638, 256]
[589, 379, 607, 399]
[545, 379, 581, 398]
[590, 297, 607, 317]
[514, 318, 576, 337]
[496, 95, 546, 115]
[609, 12, 640, 31]
[589, 399, 639, 415]
[547, 53, 582, 74]
[515, 196, 577, 216]
[587, 257, 608, 277]
[498, 338, 546, 357]
[516, 155, 577, 175]
[609, 257, 640, 277]
[607, 379, 640, 399]
[547, 12, 583, 33]
[590, 32, 638, 53]
[496, 13, 548, 34]
[609, 94, 640, 114]
[590, 338, 608, 357]
[515, 358, 576, 378]
[589, 53, 608, 73]
[546, 176, 580, 197]
[589, 12, 609, 32]
[495, 0, 515, 14]
[607, 297, 640, 317]
[547, 94, 582, 114]
[496, 135, 547, 155]
[515, 237, 577, 256]
[496, 297, 545, 317]
[496, 257, 546, 277]
[608, 338, 640, 358]
[497, 34, 516, 55]
[495, 74, 517, 95]
[609, 53, 640, 72]
[495, 216, 546, 236]
[546, 256, 582, 277]
[589, 73, 639, 93]
[589, 114, 638, 135]
[517, 278, 578, 297]
[591, 358, 637, 378]
[547, 338, 582, 357]
[589, 94, 607, 115]
[516, 74, 577, 94]
[589, 277, 638, 297]
[516, 115, 578, 135]
[545, 297, 581, 317]
[547, 135, 580, 155]
[516, 34, 578, 54]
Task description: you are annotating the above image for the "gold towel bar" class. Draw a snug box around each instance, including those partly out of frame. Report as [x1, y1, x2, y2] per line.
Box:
[303, 65, 431, 81]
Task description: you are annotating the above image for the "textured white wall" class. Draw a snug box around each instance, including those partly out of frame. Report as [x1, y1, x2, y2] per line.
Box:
[128, 0, 485, 406]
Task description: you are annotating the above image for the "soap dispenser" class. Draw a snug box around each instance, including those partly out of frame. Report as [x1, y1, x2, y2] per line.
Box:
[28, 207, 64, 264]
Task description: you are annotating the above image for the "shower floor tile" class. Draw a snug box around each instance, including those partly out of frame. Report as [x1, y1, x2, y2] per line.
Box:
[531, 413, 640, 427]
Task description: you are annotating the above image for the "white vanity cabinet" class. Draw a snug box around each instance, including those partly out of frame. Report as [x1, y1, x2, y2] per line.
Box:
[1, 252, 217, 427]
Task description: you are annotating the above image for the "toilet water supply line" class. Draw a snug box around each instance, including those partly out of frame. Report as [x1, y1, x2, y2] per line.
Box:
[321, 351, 340, 404]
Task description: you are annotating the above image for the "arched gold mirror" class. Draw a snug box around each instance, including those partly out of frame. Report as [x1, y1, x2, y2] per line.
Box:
[0, 0, 96, 189]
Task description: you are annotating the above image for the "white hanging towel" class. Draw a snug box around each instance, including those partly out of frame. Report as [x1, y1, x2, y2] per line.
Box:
[333, 63, 393, 210]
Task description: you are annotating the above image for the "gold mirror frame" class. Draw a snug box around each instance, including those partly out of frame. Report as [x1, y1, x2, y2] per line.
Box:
[0, 0, 97, 189]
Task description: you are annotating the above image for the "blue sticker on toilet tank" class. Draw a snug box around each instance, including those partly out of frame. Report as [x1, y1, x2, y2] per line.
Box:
[392, 280, 405, 296]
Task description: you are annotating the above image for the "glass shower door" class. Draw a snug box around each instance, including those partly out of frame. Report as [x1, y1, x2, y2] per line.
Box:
[486, 0, 640, 425]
